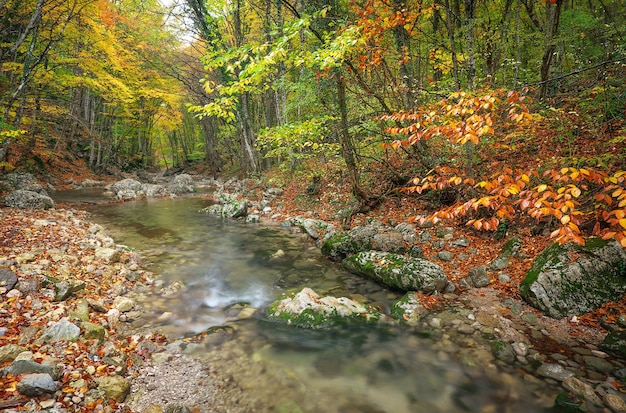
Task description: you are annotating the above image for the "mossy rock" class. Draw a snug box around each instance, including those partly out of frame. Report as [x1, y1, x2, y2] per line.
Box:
[342, 251, 447, 293]
[390, 292, 428, 323]
[321, 231, 373, 261]
[519, 239, 626, 318]
[600, 330, 626, 359]
[267, 287, 381, 329]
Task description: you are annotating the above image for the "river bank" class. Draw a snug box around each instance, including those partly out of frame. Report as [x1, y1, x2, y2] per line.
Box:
[2, 187, 626, 412]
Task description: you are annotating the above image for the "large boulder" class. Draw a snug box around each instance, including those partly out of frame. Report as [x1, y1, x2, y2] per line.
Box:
[110, 178, 144, 200]
[519, 239, 626, 318]
[267, 287, 381, 328]
[2, 190, 54, 209]
[168, 173, 195, 194]
[342, 251, 448, 293]
[321, 225, 406, 261]
[0, 172, 47, 194]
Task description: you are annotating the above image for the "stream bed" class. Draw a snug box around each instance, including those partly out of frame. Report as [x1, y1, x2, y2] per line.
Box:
[56, 194, 565, 412]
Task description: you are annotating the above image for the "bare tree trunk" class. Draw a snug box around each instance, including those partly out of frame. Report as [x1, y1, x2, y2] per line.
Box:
[442, 0, 461, 90]
[539, 0, 564, 98]
[464, 0, 476, 90]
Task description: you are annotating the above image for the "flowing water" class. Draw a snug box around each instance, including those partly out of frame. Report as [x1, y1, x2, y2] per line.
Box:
[56, 193, 557, 412]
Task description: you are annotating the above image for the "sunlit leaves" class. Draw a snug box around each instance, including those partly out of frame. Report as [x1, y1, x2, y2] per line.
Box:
[381, 89, 532, 149]
[401, 162, 626, 246]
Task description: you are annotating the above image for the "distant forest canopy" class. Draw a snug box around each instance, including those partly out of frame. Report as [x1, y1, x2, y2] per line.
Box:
[0, 0, 624, 177]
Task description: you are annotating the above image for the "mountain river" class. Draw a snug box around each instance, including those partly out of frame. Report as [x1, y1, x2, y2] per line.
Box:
[53, 192, 562, 412]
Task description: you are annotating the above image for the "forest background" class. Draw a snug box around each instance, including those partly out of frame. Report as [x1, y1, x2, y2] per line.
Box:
[1, 0, 625, 247]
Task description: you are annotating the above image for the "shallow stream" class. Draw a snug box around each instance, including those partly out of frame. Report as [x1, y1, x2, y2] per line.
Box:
[57, 193, 558, 412]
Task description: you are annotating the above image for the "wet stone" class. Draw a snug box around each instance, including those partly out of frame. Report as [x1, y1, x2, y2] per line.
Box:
[437, 251, 454, 262]
[512, 342, 529, 357]
[492, 342, 516, 364]
[457, 324, 475, 335]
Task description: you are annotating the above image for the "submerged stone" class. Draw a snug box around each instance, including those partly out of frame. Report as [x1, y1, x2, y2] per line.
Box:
[342, 251, 447, 293]
[519, 239, 626, 318]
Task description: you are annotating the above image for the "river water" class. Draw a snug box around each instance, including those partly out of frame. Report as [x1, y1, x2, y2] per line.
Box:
[56, 193, 557, 412]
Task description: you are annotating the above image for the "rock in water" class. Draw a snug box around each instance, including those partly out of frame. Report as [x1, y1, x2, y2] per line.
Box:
[267, 287, 381, 328]
[519, 239, 626, 318]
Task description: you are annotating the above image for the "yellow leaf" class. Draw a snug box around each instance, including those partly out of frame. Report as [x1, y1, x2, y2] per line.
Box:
[612, 188, 623, 197]
[561, 215, 571, 225]
[571, 187, 582, 198]
[560, 167, 569, 175]
[620, 218, 626, 230]
[537, 184, 548, 193]
[568, 222, 580, 232]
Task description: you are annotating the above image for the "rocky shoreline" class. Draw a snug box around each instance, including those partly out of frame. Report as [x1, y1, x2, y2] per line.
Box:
[2, 174, 626, 412]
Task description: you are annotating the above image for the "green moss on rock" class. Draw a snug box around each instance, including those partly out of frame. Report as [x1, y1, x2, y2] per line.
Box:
[519, 239, 626, 318]
[267, 288, 381, 329]
[342, 251, 447, 293]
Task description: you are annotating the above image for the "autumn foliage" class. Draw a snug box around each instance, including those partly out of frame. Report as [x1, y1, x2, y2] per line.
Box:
[382, 89, 626, 247]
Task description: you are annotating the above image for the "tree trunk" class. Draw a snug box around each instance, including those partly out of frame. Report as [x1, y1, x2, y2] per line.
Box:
[442, 0, 461, 90]
[539, 0, 564, 98]
[464, 0, 476, 90]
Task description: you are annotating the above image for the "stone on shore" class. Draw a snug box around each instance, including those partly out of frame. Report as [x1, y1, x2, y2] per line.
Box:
[36, 319, 80, 344]
[17, 373, 57, 396]
[95, 375, 131, 402]
[342, 251, 447, 293]
[519, 239, 626, 318]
